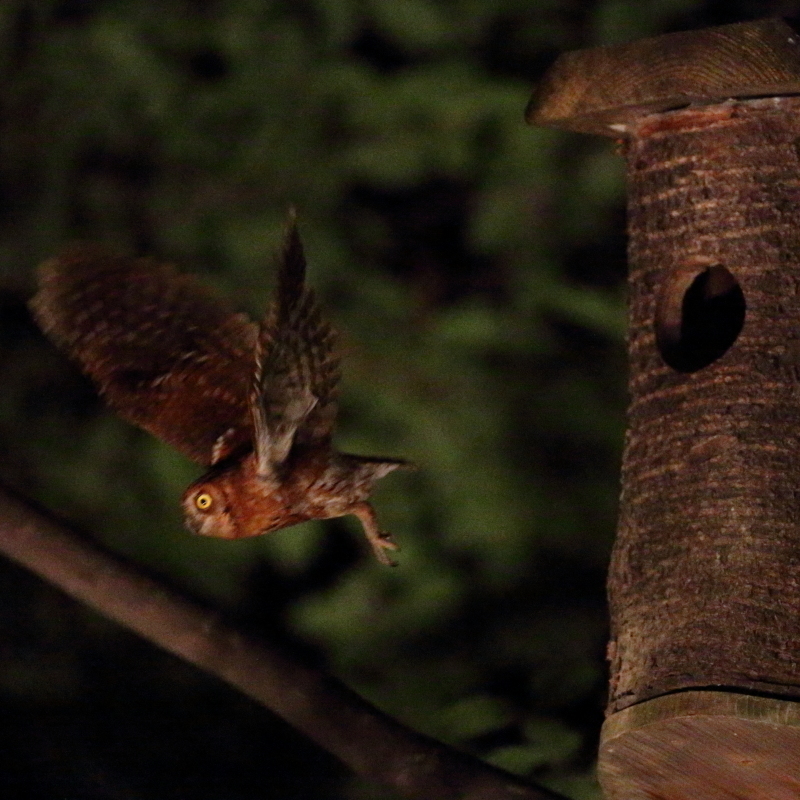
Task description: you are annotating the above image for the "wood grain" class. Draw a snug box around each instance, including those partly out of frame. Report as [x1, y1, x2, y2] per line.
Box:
[527, 19, 800, 135]
[599, 691, 800, 800]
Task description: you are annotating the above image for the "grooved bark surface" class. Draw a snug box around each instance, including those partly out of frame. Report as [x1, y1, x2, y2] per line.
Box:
[608, 97, 800, 713]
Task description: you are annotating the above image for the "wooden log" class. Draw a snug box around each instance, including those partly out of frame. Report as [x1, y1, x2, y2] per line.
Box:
[599, 691, 800, 800]
[528, 19, 800, 800]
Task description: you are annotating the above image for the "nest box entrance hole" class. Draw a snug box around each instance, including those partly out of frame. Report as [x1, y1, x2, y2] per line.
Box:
[655, 264, 746, 373]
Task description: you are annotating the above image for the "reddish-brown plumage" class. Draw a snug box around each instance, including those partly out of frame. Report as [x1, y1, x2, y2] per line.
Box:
[32, 215, 409, 564]
[32, 242, 256, 465]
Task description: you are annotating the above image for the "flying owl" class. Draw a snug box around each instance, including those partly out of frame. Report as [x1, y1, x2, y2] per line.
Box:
[31, 214, 409, 564]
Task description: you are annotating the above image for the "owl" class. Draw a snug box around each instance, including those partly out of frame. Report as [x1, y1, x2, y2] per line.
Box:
[31, 214, 409, 564]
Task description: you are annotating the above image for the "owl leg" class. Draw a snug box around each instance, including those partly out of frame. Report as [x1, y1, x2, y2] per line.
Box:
[350, 502, 399, 566]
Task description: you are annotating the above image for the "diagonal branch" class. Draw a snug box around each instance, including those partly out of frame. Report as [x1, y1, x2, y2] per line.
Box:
[0, 485, 569, 800]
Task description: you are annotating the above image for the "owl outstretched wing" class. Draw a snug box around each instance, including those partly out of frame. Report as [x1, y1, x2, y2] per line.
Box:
[31, 244, 257, 466]
[251, 214, 340, 479]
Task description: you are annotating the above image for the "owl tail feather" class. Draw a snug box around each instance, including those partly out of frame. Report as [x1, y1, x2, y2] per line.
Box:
[350, 455, 415, 484]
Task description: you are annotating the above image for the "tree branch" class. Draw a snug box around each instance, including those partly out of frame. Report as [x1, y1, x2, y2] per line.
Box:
[0, 485, 569, 800]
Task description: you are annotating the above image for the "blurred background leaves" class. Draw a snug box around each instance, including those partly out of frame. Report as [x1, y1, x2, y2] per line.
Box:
[0, 0, 788, 798]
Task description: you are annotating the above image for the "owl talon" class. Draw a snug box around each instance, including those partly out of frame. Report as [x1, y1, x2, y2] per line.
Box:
[370, 532, 400, 567]
[352, 502, 399, 566]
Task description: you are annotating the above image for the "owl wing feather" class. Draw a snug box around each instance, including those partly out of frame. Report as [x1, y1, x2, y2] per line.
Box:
[251, 214, 340, 479]
[31, 243, 257, 466]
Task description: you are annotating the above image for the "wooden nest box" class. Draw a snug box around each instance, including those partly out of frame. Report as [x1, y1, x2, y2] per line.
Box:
[528, 18, 800, 800]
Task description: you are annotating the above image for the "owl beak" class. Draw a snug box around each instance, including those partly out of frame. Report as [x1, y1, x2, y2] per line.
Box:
[183, 512, 241, 540]
[182, 513, 204, 537]
[182, 506, 208, 537]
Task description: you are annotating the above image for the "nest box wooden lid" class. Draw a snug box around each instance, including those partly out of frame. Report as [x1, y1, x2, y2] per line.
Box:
[526, 18, 800, 136]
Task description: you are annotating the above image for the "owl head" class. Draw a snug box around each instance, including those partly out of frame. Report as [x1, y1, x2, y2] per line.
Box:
[181, 454, 300, 540]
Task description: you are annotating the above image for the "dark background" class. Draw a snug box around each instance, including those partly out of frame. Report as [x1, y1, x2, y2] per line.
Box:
[0, 1, 794, 798]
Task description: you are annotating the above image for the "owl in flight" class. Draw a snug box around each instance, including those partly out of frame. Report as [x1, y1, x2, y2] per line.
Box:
[31, 214, 409, 564]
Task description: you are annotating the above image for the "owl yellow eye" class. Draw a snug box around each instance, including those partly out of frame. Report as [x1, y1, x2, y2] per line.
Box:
[195, 492, 213, 511]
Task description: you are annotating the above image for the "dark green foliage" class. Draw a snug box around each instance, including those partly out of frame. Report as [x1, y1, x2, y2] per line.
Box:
[0, 0, 775, 798]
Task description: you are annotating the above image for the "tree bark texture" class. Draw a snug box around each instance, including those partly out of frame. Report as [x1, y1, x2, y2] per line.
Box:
[608, 96, 800, 713]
